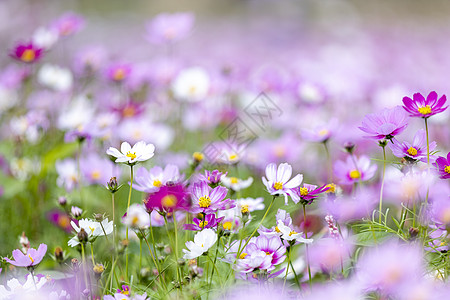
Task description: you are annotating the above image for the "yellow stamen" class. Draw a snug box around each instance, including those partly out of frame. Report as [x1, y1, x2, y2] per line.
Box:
[113, 68, 126, 81]
[407, 147, 418, 156]
[418, 105, 432, 115]
[318, 129, 329, 136]
[349, 169, 361, 179]
[275, 226, 280, 233]
[21, 49, 36, 62]
[241, 204, 249, 214]
[132, 216, 139, 226]
[300, 187, 309, 196]
[325, 183, 336, 193]
[193, 152, 204, 162]
[161, 195, 177, 208]
[89, 226, 95, 233]
[239, 252, 247, 259]
[199, 220, 208, 228]
[289, 230, 297, 236]
[229, 154, 238, 161]
[91, 170, 101, 180]
[274, 145, 285, 158]
[153, 179, 162, 187]
[273, 182, 283, 190]
[28, 254, 34, 263]
[223, 221, 232, 231]
[444, 166, 450, 174]
[58, 215, 70, 228]
[122, 106, 136, 118]
[230, 177, 239, 184]
[199, 196, 211, 208]
[126, 151, 136, 160]
[265, 251, 271, 255]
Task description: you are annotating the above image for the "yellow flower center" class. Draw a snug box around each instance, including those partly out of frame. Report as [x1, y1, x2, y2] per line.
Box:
[241, 204, 249, 214]
[161, 195, 177, 208]
[223, 221, 232, 230]
[199, 196, 211, 208]
[28, 254, 34, 263]
[58, 215, 70, 228]
[349, 169, 361, 179]
[122, 106, 136, 118]
[442, 208, 450, 223]
[265, 251, 271, 255]
[275, 226, 280, 233]
[230, 177, 239, 184]
[300, 187, 309, 196]
[239, 252, 247, 259]
[325, 183, 336, 193]
[193, 152, 204, 162]
[113, 68, 126, 81]
[274, 145, 285, 158]
[89, 226, 95, 233]
[21, 49, 36, 62]
[229, 154, 238, 161]
[418, 105, 432, 115]
[407, 147, 418, 156]
[440, 241, 447, 247]
[132, 216, 139, 226]
[289, 230, 297, 236]
[126, 151, 136, 160]
[91, 170, 101, 180]
[199, 220, 208, 228]
[445, 166, 450, 174]
[318, 129, 329, 136]
[153, 179, 162, 187]
[273, 182, 283, 190]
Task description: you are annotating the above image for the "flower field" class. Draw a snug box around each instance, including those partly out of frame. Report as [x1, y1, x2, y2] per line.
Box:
[1, 1, 450, 299]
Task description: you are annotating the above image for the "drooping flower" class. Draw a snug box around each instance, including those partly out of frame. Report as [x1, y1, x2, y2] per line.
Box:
[333, 155, 377, 185]
[190, 181, 234, 214]
[262, 162, 303, 204]
[435, 152, 450, 179]
[389, 129, 436, 163]
[289, 183, 329, 205]
[10, 42, 44, 64]
[359, 106, 408, 140]
[68, 218, 113, 247]
[145, 12, 195, 44]
[122, 204, 150, 229]
[133, 164, 181, 193]
[106, 141, 155, 165]
[4, 244, 47, 267]
[182, 228, 217, 259]
[183, 213, 224, 231]
[144, 183, 190, 212]
[402, 91, 447, 118]
[221, 176, 253, 192]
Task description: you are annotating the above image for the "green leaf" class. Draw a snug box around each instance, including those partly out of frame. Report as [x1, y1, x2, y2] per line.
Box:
[354, 231, 392, 246]
[40, 142, 78, 174]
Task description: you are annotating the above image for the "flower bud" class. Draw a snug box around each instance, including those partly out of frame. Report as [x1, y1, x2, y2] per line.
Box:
[107, 177, 120, 193]
[409, 227, 420, 240]
[58, 196, 67, 206]
[54, 247, 64, 263]
[94, 213, 103, 222]
[77, 228, 88, 244]
[343, 142, 355, 154]
[71, 206, 83, 219]
[93, 263, 105, 280]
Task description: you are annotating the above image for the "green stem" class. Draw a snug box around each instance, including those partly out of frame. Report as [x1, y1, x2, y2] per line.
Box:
[90, 243, 95, 266]
[283, 246, 291, 290]
[81, 243, 89, 293]
[378, 144, 387, 224]
[111, 193, 116, 290]
[303, 205, 312, 289]
[125, 165, 134, 281]
[173, 213, 182, 291]
[139, 228, 167, 292]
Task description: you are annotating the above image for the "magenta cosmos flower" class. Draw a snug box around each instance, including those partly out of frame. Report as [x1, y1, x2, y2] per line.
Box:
[183, 213, 224, 231]
[435, 152, 450, 179]
[334, 155, 377, 185]
[10, 42, 44, 64]
[359, 106, 408, 140]
[290, 183, 329, 205]
[144, 183, 190, 212]
[262, 162, 303, 204]
[389, 129, 436, 163]
[4, 244, 47, 267]
[402, 91, 447, 118]
[190, 181, 234, 214]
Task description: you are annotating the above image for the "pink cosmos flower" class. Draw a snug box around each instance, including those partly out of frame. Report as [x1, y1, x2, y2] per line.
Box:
[183, 213, 224, 231]
[4, 244, 47, 267]
[402, 91, 447, 118]
[105, 63, 132, 83]
[435, 151, 450, 179]
[144, 183, 190, 212]
[389, 129, 436, 163]
[333, 155, 377, 185]
[198, 169, 227, 186]
[51, 12, 85, 37]
[133, 164, 181, 193]
[10, 42, 44, 64]
[359, 106, 408, 140]
[262, 162, 303, 204]
[145, 12, 195, 44]
[289, 183, 329, 205]
[190, 181, 234, 214]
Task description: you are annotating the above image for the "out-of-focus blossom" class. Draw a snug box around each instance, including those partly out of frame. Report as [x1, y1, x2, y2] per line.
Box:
[389, 129, 436, 163]
[262, 162, 303, 204]
[80, 154, 116, 185]
[32, 27, 59, 49]
[106, 141, 155, 165]
[309, 238, 353, 273]
[333, 155, 377, 185]
[219, 282, 297, 300]
[425, 226, 448, 253]
[430, 195, 450, 226]
[183, 213, 224, 231]
[144, 183, 190, 212]
[221, 176, 253, 191]
[402, 91, 447, 119]
[190, 181, 234, 214]
[133, 164, 181, 193]
[73, 45, 107, 75]
[37, 64, 73, 92]
[51, 12, 85, 37]
[47, 210, 72, 233]
[182, 228, 217, 259]
[296, 81, 327, 104]
[302, 119, 338, 143]
[359, 106, 408, 140]
[122, 204, 150, 229]
[55, 159, 78, 192]
[435, 151, 450, 179]
[0, 275, 48, 298]
[290, 183, 329, 205]
[172, 67, 210, 102]
[145, 12, 194, 44]
[117, 118, 174, 150]
[10, 42, 44, 64]
[105, 63, 132, 83]
[301, 281, 363, 300]
[68, 218, 113, 247]
[384, 167, 433, 204]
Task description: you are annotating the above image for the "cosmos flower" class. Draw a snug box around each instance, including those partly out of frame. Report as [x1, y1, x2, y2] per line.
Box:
[289, 183, 329, 205]
[333, 155, 377, 185]
[430, 196, 450, 226]
[55, 159, 78, 192]
[68, 218, 113, 247]
[172, 67, 210, 102]
[37, 64, 73, 92]
[402, 91, 447, 118]
[262, 162, 303, 204]
[182, 228, 217, 259]
[199, 169, 227, 186]
[145, 12, 195, 44]
[32, 27, 59, 49]
[301, 118, 338, 143]
[235, 197, 265, 213]
[106, 141, 155, 165]
[276, 219, 313, 244]
[389, 129, 436, 163]
[105, 63, 132, 82]
[144, 183, 190, 212]
[122, 204, 150, 229]
[309, 238, 354, 273]
[435, 152, 450, 179]
[9, 42, 44, 64]
[183, 213, 224, 231]
[221, 176, 253, 191]
[4, 244, 47, 267]
[0, 275, 48, 298]
[133, 164, 181, 193]
[190, 181, 234, 214]
[50, 12, 85, 37]
[359, 106, 408, 140]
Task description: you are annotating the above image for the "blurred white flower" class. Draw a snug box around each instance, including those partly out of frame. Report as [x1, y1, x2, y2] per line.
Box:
[172, 67, 210, 102]
[0, 275, 48, 298]
[38, 64, 73, 92]
[221, 176, 253, 191]
[32, 27, 59, 49]
[122, 204, 150, 229]
[55, 159, 78, 192]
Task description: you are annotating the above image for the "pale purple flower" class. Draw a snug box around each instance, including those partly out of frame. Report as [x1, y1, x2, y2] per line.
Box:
[389, 129, 436, 163]
[183, 213, 224, 231]
[80, 154, 116, 186]
[55, 158, 78, 192]
[51, 12, 85, 37]
[198, 169, 227, 185]
[359, 106, 408, 140]
[4, 244, 47, 267]
[333, 155, 377, 185]
[190, 181, 234, 214]
[309, 238, 353, 273]
[145, 12, 195, 44]
[133, 164, 181, 193]
[301, 118, 338, 143]
[262, 162, 303, 204]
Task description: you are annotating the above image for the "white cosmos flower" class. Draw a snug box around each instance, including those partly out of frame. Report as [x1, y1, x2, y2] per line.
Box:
[172, 67, 210, 102]
[221, 176, 253, 191]
[106, 141, 155, 165]
[32, 27, 59, 49]
[277, 220, 313, 244]
[122, 204, 150, 229]
[68, 218, 113, 247]
[37, 64, 73, 92]
[182, 228, 217, 259]
[235, 197, 265, 212]
[0, 275, 48, 299]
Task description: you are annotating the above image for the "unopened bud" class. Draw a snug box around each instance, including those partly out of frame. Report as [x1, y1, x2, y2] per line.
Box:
[58, 196, 67, 206]
[77, 228, 88, 244]
[107, 177, 120, 193]
[71, 206, 83, 219]
[343, 142, 355, 154]
[55, 247, 64, 263]
[409, 227, 419, 240]
[94, 213, 103, 222]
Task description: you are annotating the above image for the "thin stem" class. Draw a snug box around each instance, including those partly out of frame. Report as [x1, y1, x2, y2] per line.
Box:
[236, 195, 277, 258]
[424, 118, 431, 209]
[81, 243, 89, 293]
[283, 246, 291, 291]
[379, 144, 387, 224]
[30, 269, 37, 290]
[90, 243, 95, 265]
[111, 193, 116, 290]
[139, 238, 142, 280]
[172, 213, 182, 290]
[323, 141, 333, 183]
[139, 228, 167, 292]
[303, 205, 312, 289]
[125, 165, 134, 281]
